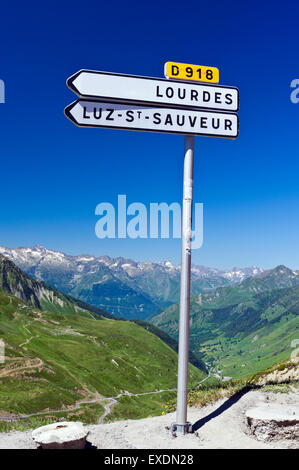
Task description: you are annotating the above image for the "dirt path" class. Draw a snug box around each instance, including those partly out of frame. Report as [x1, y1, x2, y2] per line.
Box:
[19, 321, 35, 348]
[0, 358, 43, 378]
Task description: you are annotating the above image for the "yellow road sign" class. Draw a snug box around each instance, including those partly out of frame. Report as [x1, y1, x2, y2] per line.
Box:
[165, 61, 219, 84]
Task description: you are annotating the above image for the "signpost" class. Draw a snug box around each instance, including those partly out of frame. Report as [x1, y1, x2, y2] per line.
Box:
[65, 65, 239, 436]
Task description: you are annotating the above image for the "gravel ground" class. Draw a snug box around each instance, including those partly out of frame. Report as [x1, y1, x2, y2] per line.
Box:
[0, 390, 298, 449]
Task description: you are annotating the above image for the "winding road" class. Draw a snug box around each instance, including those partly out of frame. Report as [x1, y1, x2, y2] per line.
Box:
[0, 322, 210, 426]
[0, 389, 178, 424]
[0, 375, 209, 424]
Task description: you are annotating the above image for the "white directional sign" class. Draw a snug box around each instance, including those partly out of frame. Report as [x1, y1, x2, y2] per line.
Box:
[67, 70, 239, 112]
[65, 100, 239, 138]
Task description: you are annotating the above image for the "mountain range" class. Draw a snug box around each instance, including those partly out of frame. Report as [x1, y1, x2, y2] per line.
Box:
[0, 245, 263, 320]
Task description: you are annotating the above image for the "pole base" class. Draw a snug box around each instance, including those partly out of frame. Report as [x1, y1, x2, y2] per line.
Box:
[170, 422, 193, 435]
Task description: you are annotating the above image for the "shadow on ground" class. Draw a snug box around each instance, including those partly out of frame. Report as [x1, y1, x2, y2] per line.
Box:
[192, 386, 256, 432]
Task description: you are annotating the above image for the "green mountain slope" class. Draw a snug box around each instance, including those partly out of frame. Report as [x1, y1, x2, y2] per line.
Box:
[188, 265, 299, 312]
[73, 274, 161, 320]
[132, 319, 208, 373]
[0, 288, 205, 417]
[0, 254, 114, 319]
[151, 266, 299, 379]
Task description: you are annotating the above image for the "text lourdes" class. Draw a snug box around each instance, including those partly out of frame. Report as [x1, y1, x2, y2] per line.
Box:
[156, 85, 233, 105]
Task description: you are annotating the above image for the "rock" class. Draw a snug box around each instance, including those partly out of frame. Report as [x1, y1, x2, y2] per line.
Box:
[256, 365, 299, 385]
[246, 405, 299, 443]
[32, 421, 88, 449]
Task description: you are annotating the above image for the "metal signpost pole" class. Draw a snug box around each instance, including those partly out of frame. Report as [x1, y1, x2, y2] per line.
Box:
[172, 135, 194, 435]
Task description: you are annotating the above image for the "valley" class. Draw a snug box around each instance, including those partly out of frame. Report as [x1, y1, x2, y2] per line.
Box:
[152, 266, 299, 379]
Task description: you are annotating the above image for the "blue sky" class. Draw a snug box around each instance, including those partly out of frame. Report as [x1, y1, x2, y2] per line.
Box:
[0, 0, 299, 269]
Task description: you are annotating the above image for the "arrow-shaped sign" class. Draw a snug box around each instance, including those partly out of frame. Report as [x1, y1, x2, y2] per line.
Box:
[67, 70, 239, 113]
[65, 100, 239, 138]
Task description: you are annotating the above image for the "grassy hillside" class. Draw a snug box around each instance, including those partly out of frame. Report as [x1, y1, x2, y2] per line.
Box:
[132, 319, 208, 373]
[0, 288, 205, 421]
[151, 267, 299, 379]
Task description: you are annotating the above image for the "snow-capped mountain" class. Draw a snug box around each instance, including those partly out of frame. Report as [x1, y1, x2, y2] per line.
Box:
[0, 245, 263, 319]
[190, 264, 263, 282]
